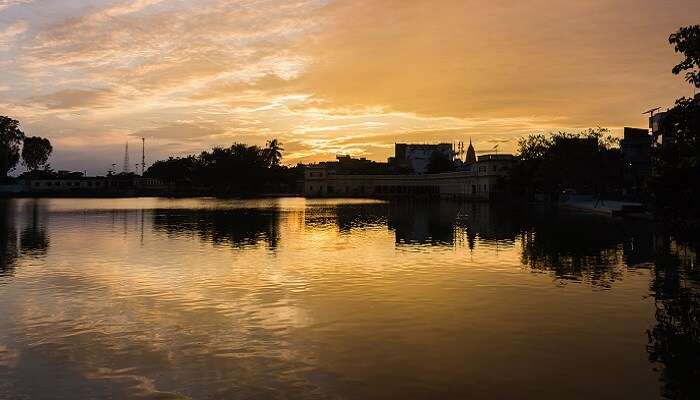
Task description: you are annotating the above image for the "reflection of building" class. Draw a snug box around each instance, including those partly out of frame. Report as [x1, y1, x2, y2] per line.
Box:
[305, 153, 515, 199]
[390, 143, 454, 174]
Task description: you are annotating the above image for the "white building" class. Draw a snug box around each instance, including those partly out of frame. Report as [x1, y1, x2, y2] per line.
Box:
[305, 154, 515, 199]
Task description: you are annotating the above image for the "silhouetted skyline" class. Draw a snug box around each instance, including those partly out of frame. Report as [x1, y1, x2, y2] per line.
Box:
[0, 0, 698, 174]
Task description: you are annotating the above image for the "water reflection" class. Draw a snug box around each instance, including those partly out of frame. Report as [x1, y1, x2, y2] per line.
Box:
[387, 202, 524, 247]
[152, 208, 281, 250]
[647, 240, 700, 399]
[0, 201, 18, 279]
[19, 201, 50, 256]
[0, 198, 698, 399]
[520, 212, 656, 287]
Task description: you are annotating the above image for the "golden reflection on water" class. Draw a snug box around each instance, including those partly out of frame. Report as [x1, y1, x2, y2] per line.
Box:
[0, 198, 695, 399]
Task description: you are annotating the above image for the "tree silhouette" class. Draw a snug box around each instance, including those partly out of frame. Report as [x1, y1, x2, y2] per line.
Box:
[0, 116, 25, 178]
[669, 25, 700, 88]
[510, 128, 622, 200]
[21, 136, 53, 171]
[426, 151, 455, 173]
[145, 139, 300, 195]
[264, 139, 283, 167]
[651, 25, 700, 232]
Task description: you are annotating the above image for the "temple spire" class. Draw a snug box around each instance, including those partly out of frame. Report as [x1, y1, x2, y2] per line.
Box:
[466, 137, 477, 164]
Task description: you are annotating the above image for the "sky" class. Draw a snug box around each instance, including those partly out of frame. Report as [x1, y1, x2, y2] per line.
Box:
[0, 0, 698, 174]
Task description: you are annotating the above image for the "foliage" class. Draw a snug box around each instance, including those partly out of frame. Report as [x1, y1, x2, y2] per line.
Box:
[650, 24, 700, 230]
[510, 128, 622, 199]
[145, 139, 302, 195]
[0, 116, 25, 177]
[669, 25, 700, 88]
[21, 136, 53, 171]
[649, 96, 700, 229]
[263, 139, 283, 167]
[145, 155, 198, 184]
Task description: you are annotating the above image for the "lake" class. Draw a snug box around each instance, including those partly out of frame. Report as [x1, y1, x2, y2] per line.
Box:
[0, 198, 697, 399]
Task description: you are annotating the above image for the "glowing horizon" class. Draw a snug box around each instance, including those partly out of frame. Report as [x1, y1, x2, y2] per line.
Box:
[0, 0, 698, 174]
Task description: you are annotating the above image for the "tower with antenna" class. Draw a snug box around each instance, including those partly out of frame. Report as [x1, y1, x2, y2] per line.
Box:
[141, 137, 145, 176]
[123, 142, 130, 173]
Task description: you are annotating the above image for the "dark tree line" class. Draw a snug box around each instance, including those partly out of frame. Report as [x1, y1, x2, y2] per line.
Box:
[0, 116, 53, 180]
[145, 139, 302, 195]
[509, 128, 622, 200]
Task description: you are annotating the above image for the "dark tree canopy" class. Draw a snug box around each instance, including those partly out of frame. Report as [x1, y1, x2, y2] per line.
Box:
[510, 128, 622, 199]
[0, 116, 25, 178]
[145, 139, 300, 195]
[426, 151, 455, 173]
[650, 25, 700, 231]
[264, 139, 283, 167]
[22, 136, 53, 171]
[650, 96, 700, 229]
[669, 24, 700, 88]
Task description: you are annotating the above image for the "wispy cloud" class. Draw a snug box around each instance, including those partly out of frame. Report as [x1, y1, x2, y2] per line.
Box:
[0, 0, 32, 12]
[0, 20, 26, 45]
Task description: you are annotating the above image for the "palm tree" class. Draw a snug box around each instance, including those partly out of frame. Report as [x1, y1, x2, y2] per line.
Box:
[264, 139, 283, 167]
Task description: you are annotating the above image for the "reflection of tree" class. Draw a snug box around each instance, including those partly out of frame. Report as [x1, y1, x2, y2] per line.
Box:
[454, 202, 523, 246]
[334, 204, 387, 233]
[152, 209, 281, 250]
[388, 202, 523, 247]
[0, 200, 18, 278]
[520, 212, 654, 287]
[19, 201, 49, 255]
[647, 243, 700, 400]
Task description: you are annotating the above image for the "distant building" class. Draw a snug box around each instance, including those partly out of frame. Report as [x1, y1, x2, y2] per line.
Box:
[620, 127, 652, 195]
[650, 111, 670, 146]
[19, 173, 165, 195]
[304, 141, 515, 199]
[391, 143, 454, 174]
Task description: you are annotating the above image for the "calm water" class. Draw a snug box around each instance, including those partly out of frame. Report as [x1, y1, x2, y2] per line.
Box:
[0, 198, 697, 399]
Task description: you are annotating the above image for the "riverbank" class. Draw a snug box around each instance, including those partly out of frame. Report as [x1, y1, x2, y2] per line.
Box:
[558, 197, 648, 218]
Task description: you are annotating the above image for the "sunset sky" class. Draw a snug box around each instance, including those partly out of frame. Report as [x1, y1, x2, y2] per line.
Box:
[1, 0, 698, 174]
